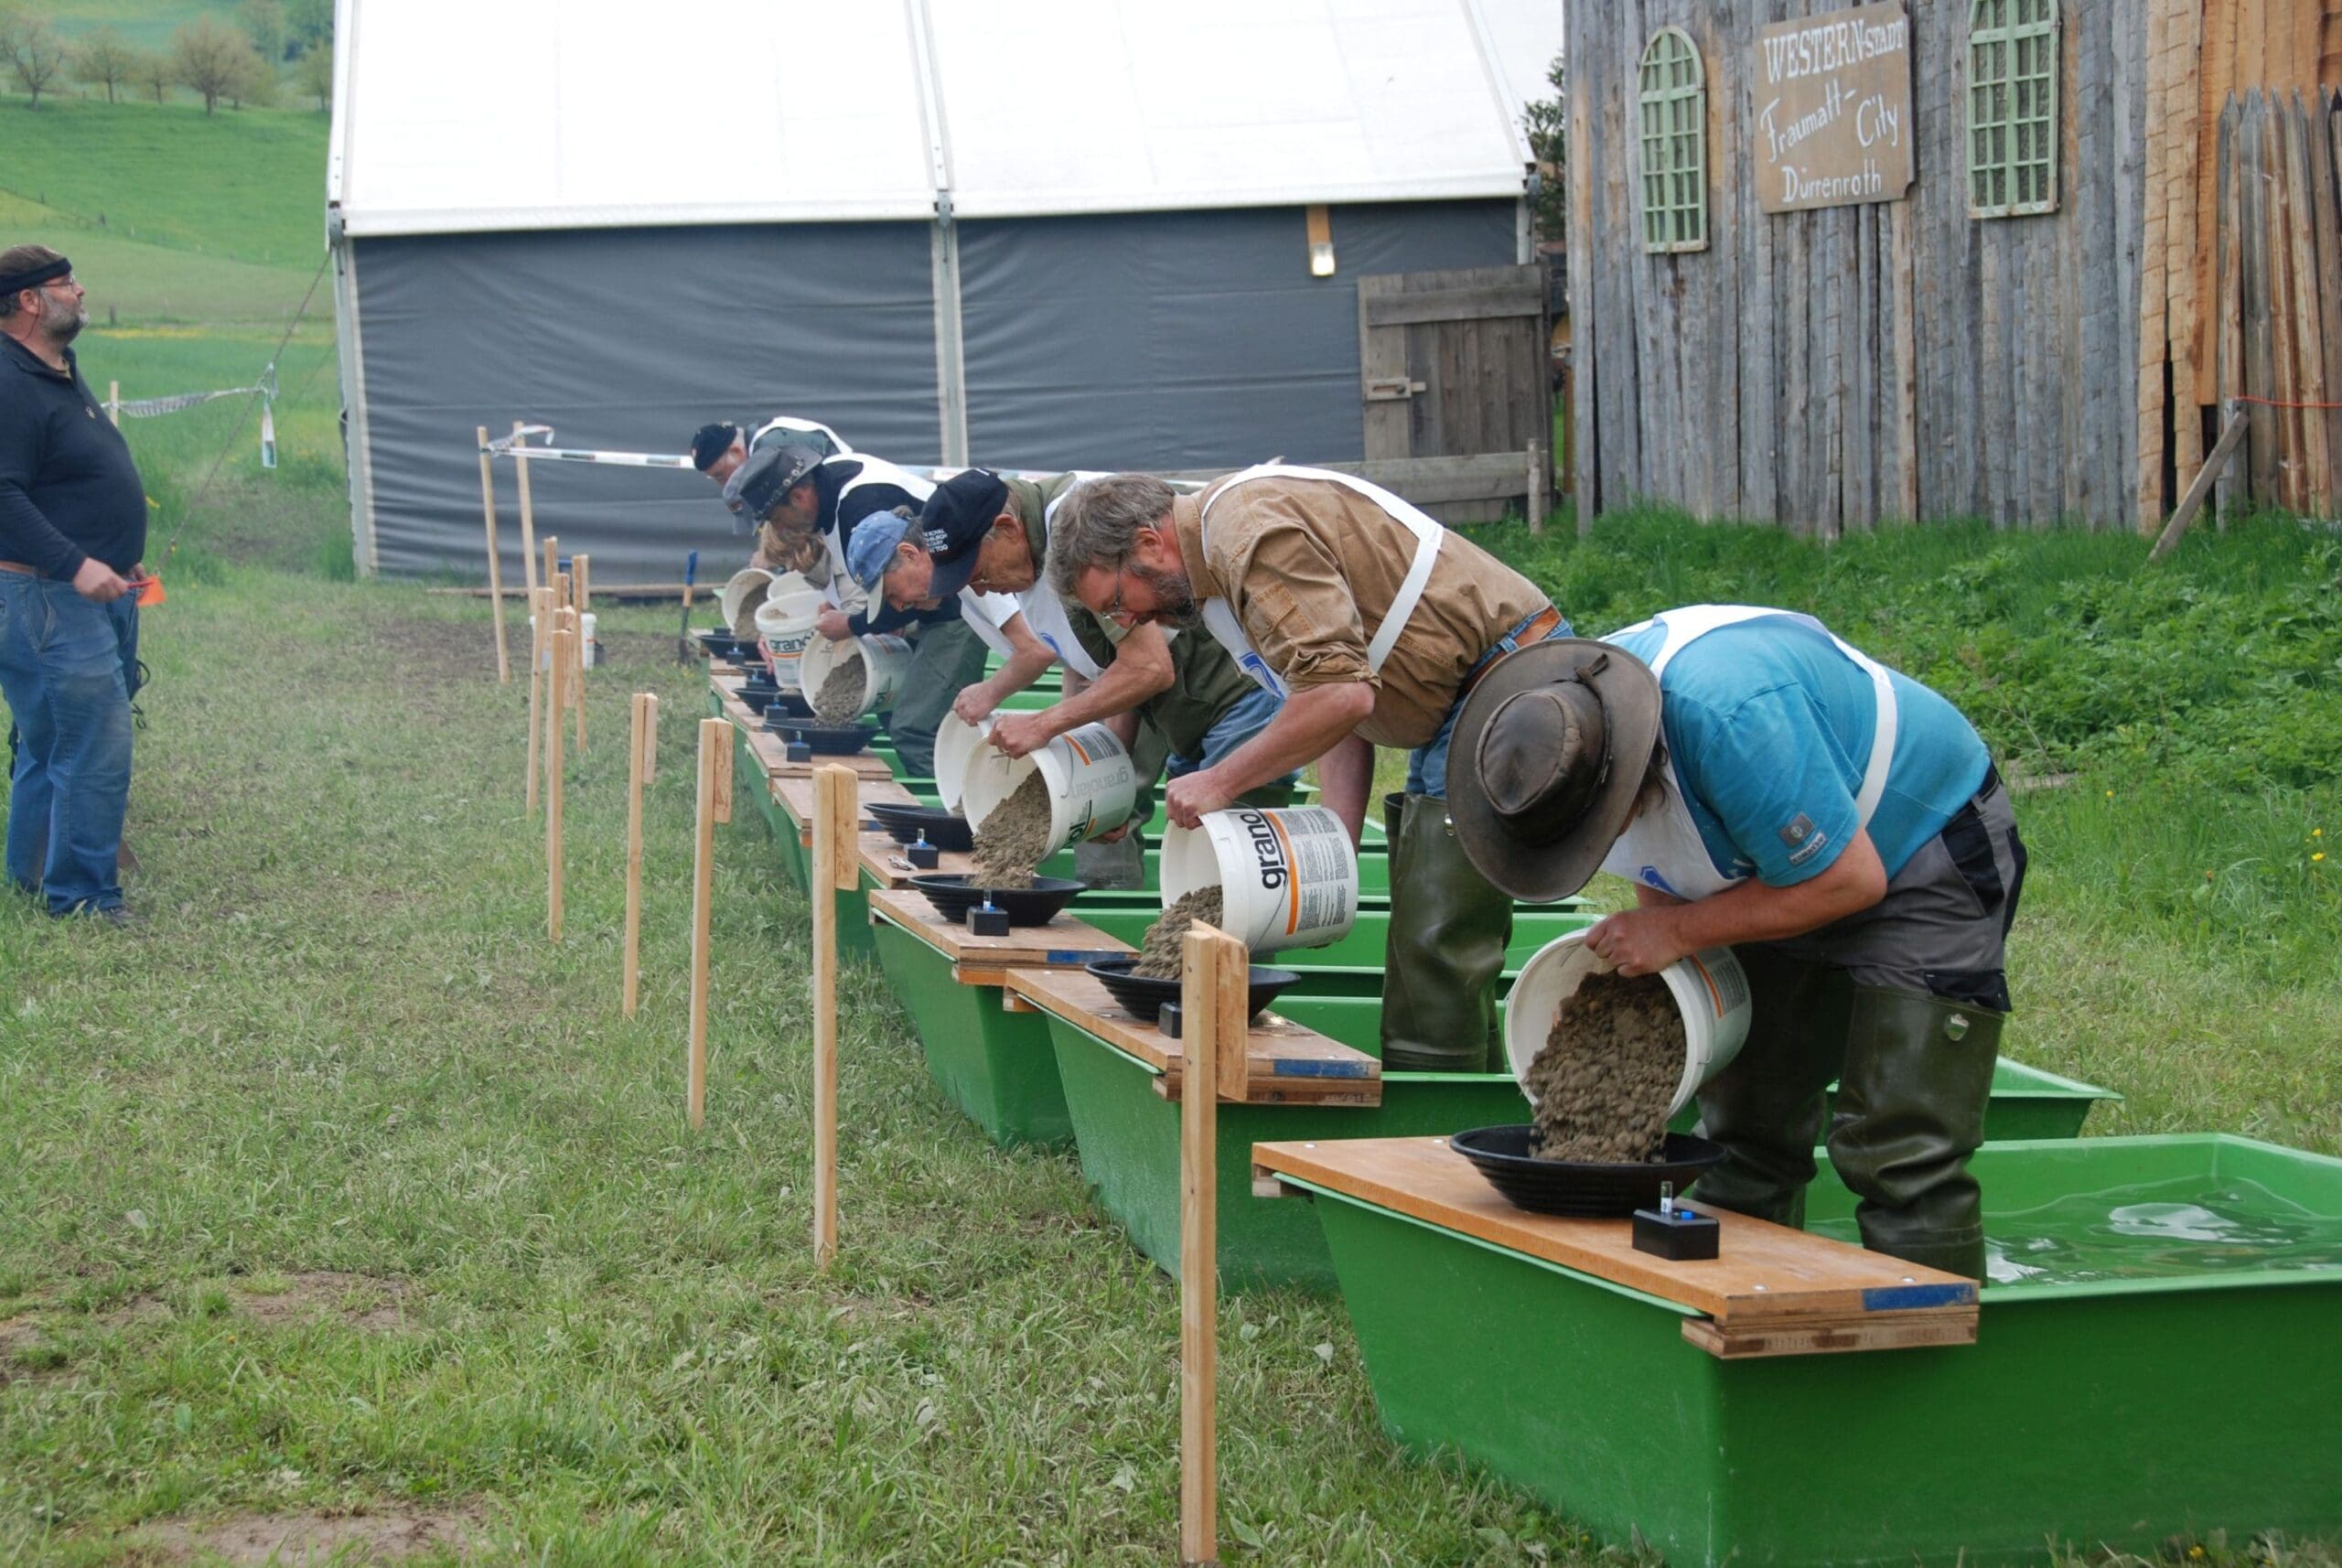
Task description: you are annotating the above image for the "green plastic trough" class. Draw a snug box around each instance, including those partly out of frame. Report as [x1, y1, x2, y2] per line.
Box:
[1289, 1133, 2342, 1567]
[868, 912, 1080, 1149]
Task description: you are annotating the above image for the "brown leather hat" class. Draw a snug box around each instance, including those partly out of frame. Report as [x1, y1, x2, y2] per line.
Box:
[1445, 638, 1662, 902]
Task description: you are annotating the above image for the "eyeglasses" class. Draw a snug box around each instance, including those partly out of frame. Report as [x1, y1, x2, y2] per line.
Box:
[39, 275, 79, 292]
[1103, 564, 1136, 626]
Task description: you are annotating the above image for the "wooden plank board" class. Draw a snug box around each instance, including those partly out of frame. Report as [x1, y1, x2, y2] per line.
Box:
[1251, 1136, 1979, 1339]
[1003, 965, 1380, 1107]
[865, 887, 1129, 982]
[857, 829, 973, 889]
[1360, 281, 1543, 328]
[2282, 91, 2329, 508]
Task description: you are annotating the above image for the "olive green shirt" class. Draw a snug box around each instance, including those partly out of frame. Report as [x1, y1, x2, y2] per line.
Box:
[1004, 474, 1257, 761]
[1174, 472, 1552, 750]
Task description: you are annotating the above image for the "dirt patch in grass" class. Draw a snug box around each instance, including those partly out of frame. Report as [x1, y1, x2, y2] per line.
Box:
[359, 618, 497, 690]
[232, 1272, 413, 1331]
[0, 1316, 65, 1381]
[130, 1504, 480, 1564]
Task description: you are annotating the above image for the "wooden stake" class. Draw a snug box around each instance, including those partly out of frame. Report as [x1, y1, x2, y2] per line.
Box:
[543, 537, 562, 608]
[569, 573, 587, 752]
[623, 693, 657, 1019]
[574, 553, 591, 618]
[547, 626, 573, 941]
[107, 380, 119, 425]
[526, 587, 547, 811]
[515, 422, 541, 598]
[476, 426, 511, 683]
[811, 763, 858, 1269]
[1178, 920, 1244, 1568]
[687, 718, 733, 1128]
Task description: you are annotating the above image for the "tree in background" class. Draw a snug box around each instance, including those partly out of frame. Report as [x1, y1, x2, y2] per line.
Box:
[240, 0, 287, 64]
[295, 44, 332, 112]
[285, 0, 332, 56]
[73, 26, 136, 105]
[171, 16, 265, 116]
[1521, 47, 1566, 246]
[134, 47, 173, 105]
[0, 8, 71, 111]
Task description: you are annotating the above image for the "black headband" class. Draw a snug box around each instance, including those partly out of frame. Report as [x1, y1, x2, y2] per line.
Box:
[0, 255, 71, 296]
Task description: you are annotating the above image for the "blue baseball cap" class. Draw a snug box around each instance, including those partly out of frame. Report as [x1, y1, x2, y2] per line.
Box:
[846, 510, 919, 591]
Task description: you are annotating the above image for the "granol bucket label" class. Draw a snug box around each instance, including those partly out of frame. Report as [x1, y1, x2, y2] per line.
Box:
[1231, 806, 1352, 942]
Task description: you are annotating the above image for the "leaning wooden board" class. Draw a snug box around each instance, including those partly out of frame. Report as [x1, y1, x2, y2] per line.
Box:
[1004, 965, 1381, 1108]
[865, 887, 1130, 983]
[1251, 1136, 1977, 1359]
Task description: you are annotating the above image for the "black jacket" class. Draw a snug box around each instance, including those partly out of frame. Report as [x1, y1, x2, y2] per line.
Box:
[0, 335, 146, 577]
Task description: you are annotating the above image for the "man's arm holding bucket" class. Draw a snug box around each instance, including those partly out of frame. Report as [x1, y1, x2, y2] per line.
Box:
[1585, 829, 1888, 976]
[1164, 682, 1375, 836]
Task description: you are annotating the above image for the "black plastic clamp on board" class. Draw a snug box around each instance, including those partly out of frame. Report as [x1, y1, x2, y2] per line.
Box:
[966, 897, 1010, 937]
[908, 837, 940, 870]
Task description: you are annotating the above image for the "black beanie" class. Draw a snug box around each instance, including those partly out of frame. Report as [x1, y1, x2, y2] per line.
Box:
[690, 422, 740, 471]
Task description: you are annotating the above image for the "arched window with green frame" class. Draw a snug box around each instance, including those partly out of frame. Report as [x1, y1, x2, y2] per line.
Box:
[1637, 27, 1708, 253]
[1968, 0, 2059, 217]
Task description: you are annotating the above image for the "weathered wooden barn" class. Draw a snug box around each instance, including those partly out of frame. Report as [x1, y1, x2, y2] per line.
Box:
[1565, 0, 2342, 534]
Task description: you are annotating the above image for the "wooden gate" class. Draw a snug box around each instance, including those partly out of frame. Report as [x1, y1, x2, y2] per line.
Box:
[1356, 263, 1553, 527]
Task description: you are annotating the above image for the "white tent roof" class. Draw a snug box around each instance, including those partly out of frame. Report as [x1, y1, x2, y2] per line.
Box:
[329, 0, 1546, 237]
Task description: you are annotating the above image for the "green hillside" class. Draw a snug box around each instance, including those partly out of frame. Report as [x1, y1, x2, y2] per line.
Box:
[33, 0, 248, 54]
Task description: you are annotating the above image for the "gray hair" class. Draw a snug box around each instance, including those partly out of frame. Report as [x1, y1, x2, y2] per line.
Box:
[1043, 474, 1175, 600]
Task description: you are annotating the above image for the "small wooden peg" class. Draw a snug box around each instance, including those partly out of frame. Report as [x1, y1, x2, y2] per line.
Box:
[687, 718, 725, 1128]
[547, 626, 573, 940]
[476, 426, 510, 683]
[515, 423, 541, 597]
[624, 692, 654, 1018]
[1178, 920, 1241, 1567]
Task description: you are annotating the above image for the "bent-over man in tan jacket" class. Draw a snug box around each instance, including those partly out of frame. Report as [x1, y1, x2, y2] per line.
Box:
[1044, 467, 1569, 1071]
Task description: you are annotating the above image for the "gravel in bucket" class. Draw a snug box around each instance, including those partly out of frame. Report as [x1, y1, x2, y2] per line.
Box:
[971, 771, 1053, 890]
[812, 652, 867, 724]
[1522, 969, 1684, 1165]
[1131, 886, 1225, 980]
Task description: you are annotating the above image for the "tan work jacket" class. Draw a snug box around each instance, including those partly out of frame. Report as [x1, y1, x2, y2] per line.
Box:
[1170, 474, 1550, 750]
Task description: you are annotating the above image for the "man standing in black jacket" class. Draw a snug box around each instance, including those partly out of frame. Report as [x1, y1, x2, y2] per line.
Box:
[0, 246, 146, 921]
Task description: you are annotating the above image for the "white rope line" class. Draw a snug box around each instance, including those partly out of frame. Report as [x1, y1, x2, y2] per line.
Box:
[476, 431, 1206, 491]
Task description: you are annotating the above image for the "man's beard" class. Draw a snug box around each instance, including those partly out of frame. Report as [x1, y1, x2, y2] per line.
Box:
[40, 294, 85, 346]
[1131, 562, 1202, 630]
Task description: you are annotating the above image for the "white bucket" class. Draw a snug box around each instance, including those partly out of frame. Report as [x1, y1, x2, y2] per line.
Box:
[961, 721, 1137, 857]
[753, 575, 822, 691]
[1503, 929, 1753, 1120]
[529, 613, 596, 670]
[799, 631, 914, 717]
[1160, 805, 1359, 955]
[720, 568, 775, 639]
[933, 712, 989, 810]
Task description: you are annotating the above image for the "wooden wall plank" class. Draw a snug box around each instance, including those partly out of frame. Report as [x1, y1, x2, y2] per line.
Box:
[1567, 3, 1600, 524]
[2318, 89, 2342, 507]
[2137, 0, 2175, 530]
[2282, 91, 2329, 506]
[2197, 3, 2240, 407]
[2241, 98, 2279, 499]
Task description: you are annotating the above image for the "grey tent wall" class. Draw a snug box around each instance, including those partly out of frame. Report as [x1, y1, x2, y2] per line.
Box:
[346, 199, 1520, 579]
[349, 221, 944, 581]
[953, 200, 1521, 471]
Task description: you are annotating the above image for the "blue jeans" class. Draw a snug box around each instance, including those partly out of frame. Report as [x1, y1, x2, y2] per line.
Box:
[1405, 608, 1572, 799]
[1167, 685, 1298, 787]
[0, 572, 139, 914]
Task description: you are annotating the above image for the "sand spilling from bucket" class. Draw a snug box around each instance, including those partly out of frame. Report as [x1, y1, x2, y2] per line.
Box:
[972, 771, 1054, 889]
[1131, 886, 1225, 980]
[812, 652, 867, 725]
[1524, 970, 1683, 1164]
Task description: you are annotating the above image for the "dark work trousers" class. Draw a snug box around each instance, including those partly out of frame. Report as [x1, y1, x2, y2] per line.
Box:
[0, 571, 140, 915]
[1691, 768, 2027, 1277]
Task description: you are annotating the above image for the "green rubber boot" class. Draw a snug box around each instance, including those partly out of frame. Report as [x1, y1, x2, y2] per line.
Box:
[1826, 986, 2004, 1280]
[1380, 792, 1513, 1073]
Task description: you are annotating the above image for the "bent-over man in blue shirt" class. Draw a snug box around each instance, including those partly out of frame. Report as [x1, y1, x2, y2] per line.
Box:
[1447, 606, 2026, 1279]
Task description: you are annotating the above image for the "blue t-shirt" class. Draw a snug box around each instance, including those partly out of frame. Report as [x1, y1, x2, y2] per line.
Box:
[1605, 613, 1990, 886]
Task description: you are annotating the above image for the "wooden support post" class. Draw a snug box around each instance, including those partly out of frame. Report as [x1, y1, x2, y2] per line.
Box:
[570, 573, 587, 753]
[107, 380, 120, 425]
[475, 426, 511, 683]
[1178, 921, 1244, 1568]
[811, 763, 859, 1269]
[526, 587, 547, 811]
[687, 717, 733, 1128]
[623, 693, 658, 1019]
[2150, 403, 2250, 563]
[573, 553, 590, 618]
[547, 625, 573, 940]
[543, 537, 562, 608]
[515, 423, 541, 598]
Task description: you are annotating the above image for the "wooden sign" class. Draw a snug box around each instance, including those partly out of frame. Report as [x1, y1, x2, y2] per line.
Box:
[1755, 3, 1914, 213]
